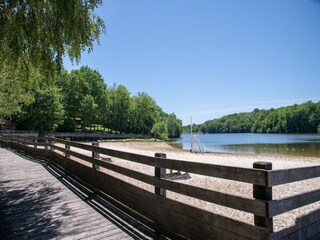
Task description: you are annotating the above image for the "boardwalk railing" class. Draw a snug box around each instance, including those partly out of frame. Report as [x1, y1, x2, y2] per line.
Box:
[53, 132, 151, 141]
[1, 135, 319, 239]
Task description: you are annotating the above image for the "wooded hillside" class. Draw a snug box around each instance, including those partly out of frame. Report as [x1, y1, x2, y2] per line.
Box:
[184, 101, 320, 134]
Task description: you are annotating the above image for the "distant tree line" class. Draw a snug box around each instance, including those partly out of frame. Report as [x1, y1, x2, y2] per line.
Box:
[11, 66, 182, 139]
[183, 101, 320, 134]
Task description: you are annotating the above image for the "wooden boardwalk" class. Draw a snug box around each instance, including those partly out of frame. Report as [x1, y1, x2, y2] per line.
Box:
[0, 147, 165, 240]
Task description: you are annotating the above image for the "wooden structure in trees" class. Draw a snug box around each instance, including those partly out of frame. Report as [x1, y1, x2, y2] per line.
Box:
[0, 120, 16, 131]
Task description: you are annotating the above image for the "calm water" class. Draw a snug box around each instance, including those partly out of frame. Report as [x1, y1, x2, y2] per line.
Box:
[170, 133, 320, 157]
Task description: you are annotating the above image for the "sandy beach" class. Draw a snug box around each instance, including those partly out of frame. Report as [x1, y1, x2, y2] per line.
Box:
[72, 140, 320, 232]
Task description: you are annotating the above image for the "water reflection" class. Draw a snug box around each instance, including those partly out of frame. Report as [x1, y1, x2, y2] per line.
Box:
[218, 143, 320, 157]
[170, 134, 320, 157]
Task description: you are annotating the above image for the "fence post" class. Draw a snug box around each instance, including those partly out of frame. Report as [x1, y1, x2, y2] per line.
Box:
[45, 138, 49, 150]
[154, 153, 167, 197]
[50, 138, 55, 152]
[65, 137, 70, 158]
[92, 142, 100, 170]
[34, 138, 37, 149]
[253, 161, 273, 233]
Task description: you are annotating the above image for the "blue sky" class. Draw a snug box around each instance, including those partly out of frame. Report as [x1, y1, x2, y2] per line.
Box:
[64, 0, 320, 125]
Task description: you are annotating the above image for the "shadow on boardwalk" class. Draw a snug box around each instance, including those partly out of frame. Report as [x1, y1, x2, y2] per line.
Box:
[0, 147, 166, 240]
[0, 179, 65, 239]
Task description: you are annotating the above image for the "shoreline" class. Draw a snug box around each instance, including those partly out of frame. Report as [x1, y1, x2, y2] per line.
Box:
[98, 141, 320, 168]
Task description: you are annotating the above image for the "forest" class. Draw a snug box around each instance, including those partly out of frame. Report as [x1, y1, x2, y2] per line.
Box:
[183, 101, 320, 134]
[9, 66, 182, 139]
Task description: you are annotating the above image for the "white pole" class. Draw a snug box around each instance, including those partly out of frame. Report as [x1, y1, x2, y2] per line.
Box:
[190, 117, 193, 152]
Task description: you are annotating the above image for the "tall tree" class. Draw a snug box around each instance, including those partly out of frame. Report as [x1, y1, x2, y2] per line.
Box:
[0, 1, 105, 117]
[167, 113, 182, 138]
[0, 64, 34, 117]
[57, 66, 108, 130]
[14, 87, 64, 134]
[80, 95, 98, 130]
[107, 85, 131, 133]
[151, 122, 168, 140]
[129, 92, 159, 134]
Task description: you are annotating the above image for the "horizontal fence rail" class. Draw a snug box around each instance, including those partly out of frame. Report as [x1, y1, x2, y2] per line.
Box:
[269, 166, 320, 186]
[1, 135, 320, 240]
[51, 137, 270, 186]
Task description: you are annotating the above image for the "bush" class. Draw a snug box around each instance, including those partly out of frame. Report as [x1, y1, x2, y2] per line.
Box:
[151, 122, 168, 140]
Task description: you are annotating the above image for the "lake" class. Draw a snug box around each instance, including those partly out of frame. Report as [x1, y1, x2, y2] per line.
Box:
[170, 133, 320, 157]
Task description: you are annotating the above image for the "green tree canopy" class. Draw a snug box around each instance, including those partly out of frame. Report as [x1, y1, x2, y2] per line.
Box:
[9, 65, 184, 137]
[129, 92, 160, 134]
[151, 122, 168, 140]
[188, 101, 320, 134]
[13, 87, 64, 134]
[0, 1, 105, 117]
[57, 66, 109, 130]
[107, 85, 131, 133]
[167, 113, 182, 138]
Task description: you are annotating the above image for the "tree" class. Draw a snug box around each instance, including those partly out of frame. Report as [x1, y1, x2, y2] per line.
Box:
[107, 85, 131, 133]
[0, 1, 105, 116]
[129, 92, 159, 134]
[80, 95, 98, 130]
[0, 64, 34, 117]
[58, 70, 89, 119]
[80, 66, 108, 129]
[151, 122, 168, 140]
[167, 113, 182, 138]
[14, 88, 64, 134]
[195, 101, 320, 134]
[57, 66, 108, 130]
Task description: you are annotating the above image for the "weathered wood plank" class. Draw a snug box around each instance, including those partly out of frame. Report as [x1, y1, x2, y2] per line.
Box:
[269, 209, 320, 239]
[50, 151, 265, 218]
[268, 166, 320, 186]
[0, 147, 157, 240]
[93, 158, 267, 217]
[51, 144, 93, 163]
[92, 169, 267, 239]
[51, 137, 268, 186]
[269, 189, 320, 217]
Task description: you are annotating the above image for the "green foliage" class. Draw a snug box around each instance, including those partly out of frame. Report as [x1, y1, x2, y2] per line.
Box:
[10, 66, 183, 137]
[129, 92, 160, 134]
[80, 95, 98, 129]
[151, 122, 168, 140]
[107, 85, 131, 133]
[0, 0, 105, 74]
[0, 1, 105, 117]
[57, 66, 107, 130]
[167, 113, 182, 138]
[56, 118, 76, 132]
[201, 112, 255, 133]
[195, 101, 320, 134]
[0, 64, 34, 117]
[14, 87, 64, 133]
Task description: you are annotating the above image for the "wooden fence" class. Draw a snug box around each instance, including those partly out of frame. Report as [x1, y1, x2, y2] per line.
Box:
[53, 132, 151, 141]
[0, 135, 319, 239]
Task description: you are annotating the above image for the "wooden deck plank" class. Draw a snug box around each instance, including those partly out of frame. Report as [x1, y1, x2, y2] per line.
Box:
[0, 147, 164, 240]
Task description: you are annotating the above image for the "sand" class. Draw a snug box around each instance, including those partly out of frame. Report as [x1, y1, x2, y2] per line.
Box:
[69, 140, 320, 232]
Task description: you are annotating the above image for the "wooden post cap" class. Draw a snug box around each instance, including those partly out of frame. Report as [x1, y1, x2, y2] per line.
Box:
[253, 161, 272, 170]
[155, 153, 166, 158]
